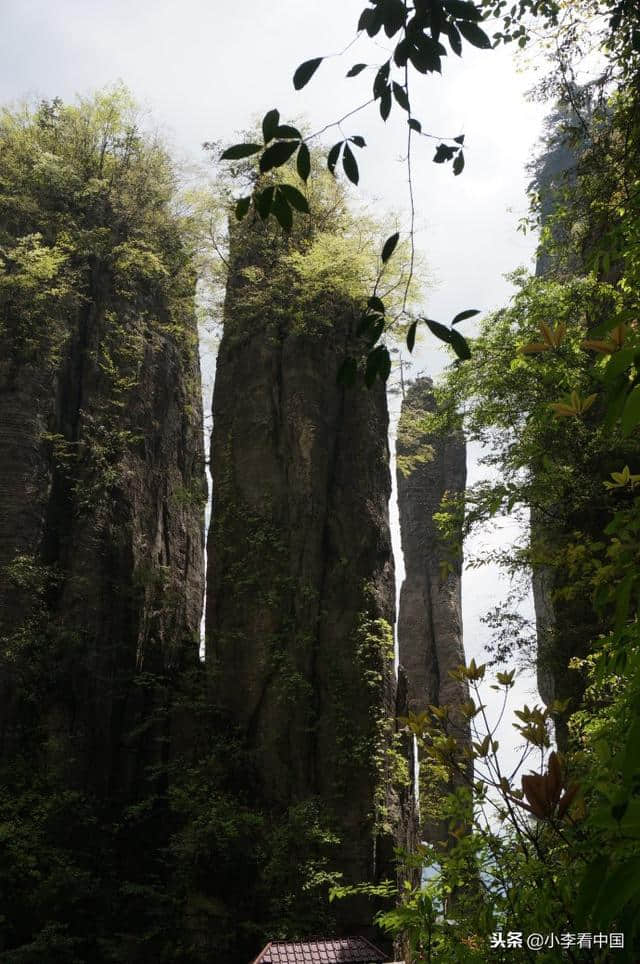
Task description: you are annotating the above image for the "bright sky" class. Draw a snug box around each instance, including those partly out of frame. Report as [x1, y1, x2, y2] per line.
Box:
[1, 0, 551, 776]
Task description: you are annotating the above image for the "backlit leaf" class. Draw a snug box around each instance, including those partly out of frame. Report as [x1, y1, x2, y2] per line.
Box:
[328, 141, 343, 175]
[297, 142, 311, 182]
[381, 232, 399, 263]
[380, 88, 392, 121]
[407, 320, 418, 353]
[425, 318, 453, 344]
[235, 196, 251, 220]
[457, 20, 492, 48]
[262, 109, 280, 143]
[260, 140, 299, 173]
[368, 296, 385, 314]
[221, 143, 262, 161]
[393, 81, 410, 112]
[255, 186, 274, 220]
[272, 193, 293, 231]
[279, 184, 309, 212]
[452, 308, 479, 324]
[449, 327, 472, 360]
[342, 143, 359, 184]
[275, 124, 301, 140]
[293, 57, 323, 90]
[443, 0, 482, 20]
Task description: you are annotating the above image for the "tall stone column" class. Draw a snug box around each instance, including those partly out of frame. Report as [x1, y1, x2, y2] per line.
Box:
[206, 215, 410, 929]
[396, 377, 471, 842]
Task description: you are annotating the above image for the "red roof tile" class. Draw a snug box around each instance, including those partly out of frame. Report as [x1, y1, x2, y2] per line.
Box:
[253, 936, 387, 963]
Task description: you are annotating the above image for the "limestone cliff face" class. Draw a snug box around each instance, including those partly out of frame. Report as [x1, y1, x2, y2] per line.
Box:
[396, 377, 470, 841]
[529, 129, 606, 748]
[530, 501, 604, 750]
[206, 218, 407, 919]
[0, 285, 205, 798]
[0, 195, 205, 801]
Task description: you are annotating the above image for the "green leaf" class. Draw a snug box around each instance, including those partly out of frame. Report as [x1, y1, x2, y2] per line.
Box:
[260, 140, 299, 173]
[368, 296, 385, 314]
[378, 346, 392, 381]
[342, 143, 359, 185]
[366, 345, 391, 386]
[443, 0, 483, 20]
[221, 143, 263, 161]
[358, 5, 384, 36]
[444, 21, 462, 55]
[357, 313, 378, 336]
[603, 382, 629, 430]
[366, 316, 386, 346]
[262, 109, 280, 143]
[614, 572, 634, 633]
[407, 320, 418, 353]
[602, 347, 636, 383]
[409, 35, 445, 73]
[235, 196, 251, 220]
[424, 318, 471, 361]
[275, 124, 301, 140]
[293, 57, 323, 90]
[621, 720, 640, 781]
[380, 88, 392, 121]
[381, 232, 399, 263]
[255, 186, 274, 220]
[457, 20, 492, 48]
[272, 193, 293, 231]
[393, 81, 410, 112]
[621, 384, 640, 436]
[453, 151, 465, 175]
[350, 135, 366, 148]
[347, 63, 368, 77]
[279, 184, 309, 213]
[408, 118, 422, 133]
[591, 861, 640, 928]
[382, 0, 406, 37]
[297, 142, 311, 182]
[450, 327, 472, 360]
[454, 134, 465, 144]
[434, 143, 456, 163]
[425, 318, 452, 344]
[337, 356, 358, 386]
[373, 61, 391, 98]
[394, 37, 410, 66]
[452, 308, 479, 324]
[328, 141, 343, 175]
[576, 857, 609, 920]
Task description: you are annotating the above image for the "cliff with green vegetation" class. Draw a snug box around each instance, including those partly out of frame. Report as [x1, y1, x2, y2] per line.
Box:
[0, 92, 206, 794]
[0, 92, 208, 960]
[205, 185, 412, 934]
[527, 106, 634, 748]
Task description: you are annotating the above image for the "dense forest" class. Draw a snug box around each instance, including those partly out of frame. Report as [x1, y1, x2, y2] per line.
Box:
[1, 1, 640, 962]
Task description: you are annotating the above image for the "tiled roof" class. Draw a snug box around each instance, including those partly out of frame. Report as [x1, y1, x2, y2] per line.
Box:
[253, 936, 387, 963]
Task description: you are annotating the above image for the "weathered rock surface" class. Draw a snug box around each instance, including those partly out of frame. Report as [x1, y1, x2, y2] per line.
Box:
[530, 503, 602, 750]
[530, 130, 607, 748]
[396, 377, 471, 841]
[206, 217, 409, 926]
[0, 225, 205, 802]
